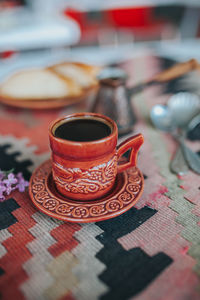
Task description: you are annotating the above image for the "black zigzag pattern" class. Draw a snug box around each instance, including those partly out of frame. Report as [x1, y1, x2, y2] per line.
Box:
[0, 198, 20, 230]
[96, 207, 173, 300]
[0, 144, 32, 180]
[0, 267, 5, 276]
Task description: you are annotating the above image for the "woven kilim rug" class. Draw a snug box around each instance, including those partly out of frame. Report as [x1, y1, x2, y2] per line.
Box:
[0, 55, 200, 300]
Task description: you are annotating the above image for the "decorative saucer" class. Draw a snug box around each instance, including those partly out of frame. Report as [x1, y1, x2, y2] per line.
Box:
[29, 160, 144, 223]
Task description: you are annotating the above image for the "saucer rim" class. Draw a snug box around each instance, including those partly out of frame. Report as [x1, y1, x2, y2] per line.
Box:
[29, 160, 144, 223]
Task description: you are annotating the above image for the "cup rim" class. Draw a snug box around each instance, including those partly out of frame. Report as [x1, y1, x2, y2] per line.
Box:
[49, 112, 118, 145]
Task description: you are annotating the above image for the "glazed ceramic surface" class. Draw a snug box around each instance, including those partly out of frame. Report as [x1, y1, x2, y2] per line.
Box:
[29, 160, 144, 223]
[49, 112, 144, 200]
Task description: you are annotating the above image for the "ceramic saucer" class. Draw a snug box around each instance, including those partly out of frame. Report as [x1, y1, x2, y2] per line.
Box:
[29, 160, 144, 223]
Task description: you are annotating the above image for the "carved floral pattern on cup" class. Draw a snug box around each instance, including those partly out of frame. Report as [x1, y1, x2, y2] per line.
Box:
[72, 207, 89, 218]
[129, 174, 142, 184]
[43, 199, 59, 210]
[127, 184, 140, 194]
[32, 183, 44, 193]
[53, 154, 118, 194]
[35, 191, 49, 203]
[106, 200, 123, 212]
[56, 204, 73, 215]
[127, 167, 138, 175]
[89, 205, 106, 216]
[118, 191, 133, 203]
[30, 160, 144, 221]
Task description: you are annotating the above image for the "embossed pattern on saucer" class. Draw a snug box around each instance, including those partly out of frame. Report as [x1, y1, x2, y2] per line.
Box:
[29, 160, 144, 223]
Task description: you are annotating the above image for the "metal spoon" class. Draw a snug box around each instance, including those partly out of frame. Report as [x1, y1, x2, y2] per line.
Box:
[167, 92, 200, 174]
[170, 147, 189, 175]
[167, 92, 200, 129]
[187, 113, 200, 141]
[150, 104, 200, 175]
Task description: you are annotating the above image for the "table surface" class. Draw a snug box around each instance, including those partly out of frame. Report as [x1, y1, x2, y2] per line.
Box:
[0, 55, 200, 300]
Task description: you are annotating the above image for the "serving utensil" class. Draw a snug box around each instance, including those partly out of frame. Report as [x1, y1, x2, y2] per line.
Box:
[92, 60, 199, 136]
[129, 59, 199, 94]
[167, 92, 200, 128]
[167, 92, 200, 174]
[150, 93, 200, 175]
[187, 113, 200, 140]
[150, 104, 189, 175]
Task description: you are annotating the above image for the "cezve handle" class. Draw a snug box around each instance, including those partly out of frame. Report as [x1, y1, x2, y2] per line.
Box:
[117, 133, 144, 173]
[150, 59, 199, 83]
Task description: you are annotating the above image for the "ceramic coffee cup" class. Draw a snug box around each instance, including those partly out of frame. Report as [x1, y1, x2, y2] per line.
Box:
[49, 112, 144, 201]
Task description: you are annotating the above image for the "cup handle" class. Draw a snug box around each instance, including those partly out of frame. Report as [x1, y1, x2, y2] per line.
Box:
[117, 133, 144, 173]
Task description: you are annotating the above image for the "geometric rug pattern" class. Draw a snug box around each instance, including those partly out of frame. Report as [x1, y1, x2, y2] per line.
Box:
[0, 55, 200, 300]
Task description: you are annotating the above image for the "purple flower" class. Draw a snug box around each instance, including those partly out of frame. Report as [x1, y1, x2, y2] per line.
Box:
[0, 183, 6, 201]
[4, 173, 17, 187]
[5, 185, 15, 195]
[16, 173, 29, 192]
[0, 170, 29, 201]
[0, 171, 4, 181]
[16, 173, 23, 181]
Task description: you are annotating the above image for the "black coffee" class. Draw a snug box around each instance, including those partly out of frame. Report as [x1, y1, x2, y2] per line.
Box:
[54, 119, 111, 142]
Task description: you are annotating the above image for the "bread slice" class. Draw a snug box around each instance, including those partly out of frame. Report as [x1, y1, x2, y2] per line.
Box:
[0, 68, 82, 101]
[51, 62, 99, 89]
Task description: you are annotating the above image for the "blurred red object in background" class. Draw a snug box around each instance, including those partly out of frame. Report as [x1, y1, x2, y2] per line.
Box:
[64, 6, 168, 43]
[108, 7, 155, 27]
[1, 50, 16, 59]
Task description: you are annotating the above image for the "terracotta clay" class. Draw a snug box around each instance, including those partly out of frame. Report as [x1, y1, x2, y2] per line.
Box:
[49, 113, 144, 201]
[29, 160, 144, 223]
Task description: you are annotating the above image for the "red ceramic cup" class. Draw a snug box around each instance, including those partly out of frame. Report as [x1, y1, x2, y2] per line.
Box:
[49, 113, 144, 201]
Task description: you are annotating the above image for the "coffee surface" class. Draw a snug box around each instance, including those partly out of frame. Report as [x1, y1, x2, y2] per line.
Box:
[54, 119, 111, 142]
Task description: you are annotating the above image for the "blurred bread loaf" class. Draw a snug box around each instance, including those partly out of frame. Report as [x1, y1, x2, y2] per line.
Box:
[50, 62, 99, 88]
[0, 68, 82, 101]
[0, 62, 99, 103]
